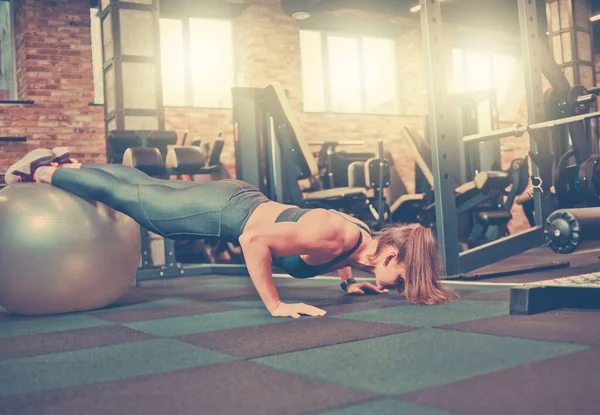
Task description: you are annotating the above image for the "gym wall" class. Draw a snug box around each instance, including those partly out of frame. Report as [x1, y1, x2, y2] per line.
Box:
[0, 0, 106, 167]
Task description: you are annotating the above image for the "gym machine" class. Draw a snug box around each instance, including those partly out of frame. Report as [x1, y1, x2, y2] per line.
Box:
[418, 0, 599, 276]
[232, 84, 391, 230]
[397, 126, 530, 249]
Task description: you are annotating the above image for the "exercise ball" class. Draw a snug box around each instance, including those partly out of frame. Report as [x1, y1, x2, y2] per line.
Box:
[0, 183, 141, 315]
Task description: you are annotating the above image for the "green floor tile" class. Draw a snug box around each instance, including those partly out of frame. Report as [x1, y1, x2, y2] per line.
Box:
[123, 308, 284, 337]
[450, 284, 511, 293]
[313, 398, 456, 415]
[333, 300, 508, 327]
[94, 297, 192, 313]
[253, 328, 586, 395]
[0, 314, 112, 338]
[223, 300, 266, 309]
[0, 338, 235, 396]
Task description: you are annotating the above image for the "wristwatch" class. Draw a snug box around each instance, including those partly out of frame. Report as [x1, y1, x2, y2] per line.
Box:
[340, 277, 357, 291]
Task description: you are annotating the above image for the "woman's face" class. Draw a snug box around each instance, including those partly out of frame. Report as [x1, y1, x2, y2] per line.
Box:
[374, 257, 406, 290]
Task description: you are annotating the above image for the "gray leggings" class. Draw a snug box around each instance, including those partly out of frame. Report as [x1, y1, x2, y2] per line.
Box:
[50, 164, 269, 241]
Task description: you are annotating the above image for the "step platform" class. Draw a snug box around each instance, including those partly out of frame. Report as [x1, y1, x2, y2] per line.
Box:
[510, 272, 600, 315]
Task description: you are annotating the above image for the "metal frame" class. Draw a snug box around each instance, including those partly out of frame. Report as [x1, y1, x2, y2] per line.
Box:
[419, 0, 576, 277]
[100, 0, 165, 138]
[419, 0, 461, 276]
[1, 0, 17, 100]
[545, 0, 595, 86]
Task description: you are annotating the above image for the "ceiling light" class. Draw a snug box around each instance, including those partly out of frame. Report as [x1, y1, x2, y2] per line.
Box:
[410, 5, 421, 13]
[292, 11, 311, 20]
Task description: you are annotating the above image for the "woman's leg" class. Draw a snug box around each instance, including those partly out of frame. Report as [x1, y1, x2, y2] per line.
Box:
[35, 165, 225, 240]
[80, 163, 196, 189]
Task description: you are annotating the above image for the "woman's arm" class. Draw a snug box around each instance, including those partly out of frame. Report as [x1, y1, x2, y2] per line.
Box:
[337, 266, 353, 282]
[336, 266, 388, 295]
[239, 220, 343, 317]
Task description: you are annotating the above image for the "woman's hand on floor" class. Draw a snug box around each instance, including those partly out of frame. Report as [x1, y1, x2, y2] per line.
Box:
[270, 301, 327, 318]
[347, 282, 389, 295]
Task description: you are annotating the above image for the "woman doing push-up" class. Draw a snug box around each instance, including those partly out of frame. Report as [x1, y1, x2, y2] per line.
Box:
[6, 148, 459, 318]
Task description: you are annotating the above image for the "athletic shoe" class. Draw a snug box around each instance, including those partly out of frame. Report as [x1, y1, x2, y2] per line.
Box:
[4, 148, 55, 185]
[51, 147, 78, 165]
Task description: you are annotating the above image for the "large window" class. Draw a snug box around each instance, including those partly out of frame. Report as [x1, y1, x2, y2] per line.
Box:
[300, 30, 398, 115]
[161, 17, 234, 108]
[0, 0, 15, 100]
[90, 12, 234, 108]
[450, 49, 524, 122]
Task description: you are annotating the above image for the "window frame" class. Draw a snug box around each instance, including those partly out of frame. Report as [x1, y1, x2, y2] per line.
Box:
[159, 13, 235, 109]
[0, 0, 18, 101]
[301, 29, 399, 116]
[451, 48, 522, 123]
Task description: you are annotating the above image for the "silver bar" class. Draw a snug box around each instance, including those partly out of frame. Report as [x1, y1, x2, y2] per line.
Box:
[307, 140, 366, 146]
[463, 111, 600, 143]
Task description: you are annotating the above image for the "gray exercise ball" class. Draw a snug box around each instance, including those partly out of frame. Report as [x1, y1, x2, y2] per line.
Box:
[0, 183, 141, 315]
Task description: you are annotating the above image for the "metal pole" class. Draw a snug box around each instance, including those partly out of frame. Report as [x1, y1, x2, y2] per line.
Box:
[518, 0, 551, 226]
[419, 0, 461, 277]
[377, 137, 384, 227]
[463, 111, 600, 144]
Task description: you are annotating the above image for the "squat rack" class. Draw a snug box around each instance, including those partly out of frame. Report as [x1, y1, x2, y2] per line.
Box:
[419, 0, 600, 277]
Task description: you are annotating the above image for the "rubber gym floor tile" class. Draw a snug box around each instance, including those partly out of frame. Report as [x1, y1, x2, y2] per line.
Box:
[222, 299, 267, 309]
[0, 338, 235, 397]
[308, 397, 457, 415]
[171, 286, 260, 301]
[177, 316, 416, 359]
[0, 325, 154, 361]
[0, 314, 112, 338]
[252, 328, 586, 395]
[0, 361, 373, 415]
[450, 284, 510, 294]
[275, 285, 344, 298]
[399, 346, 599, 415]
[143, 275, 251, 287]
[92, 297, 192, 313]
[141, 281, 250, 296]
[324, 296, 409, 316]
[458, 289, 511, 302]
[437, 309, 600, 345]
[122, 307, 284, 337]
[103, 287, 167, 307]
[223, 294, 404, 315]
[92, 300, 235, 323]
[333, 299, 509, 327]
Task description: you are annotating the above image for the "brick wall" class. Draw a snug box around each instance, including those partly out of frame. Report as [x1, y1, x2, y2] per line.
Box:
[1, 0, 105, 170]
